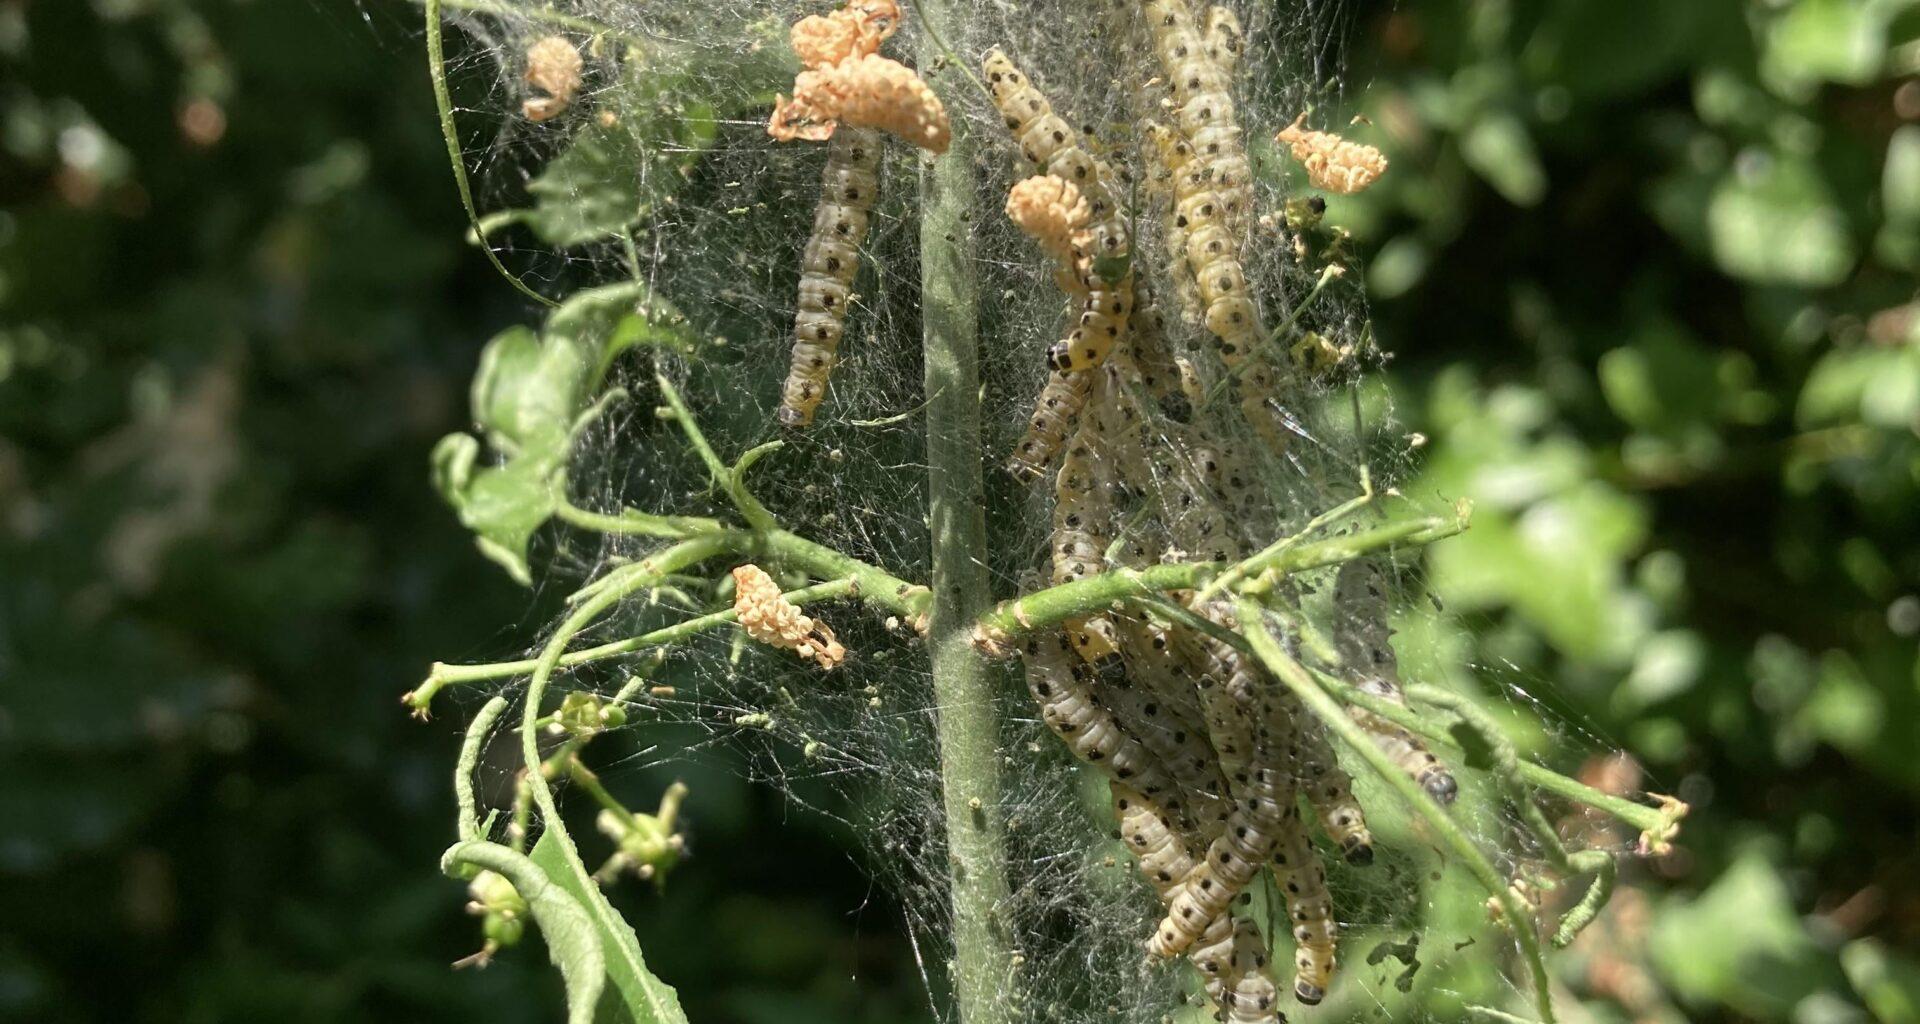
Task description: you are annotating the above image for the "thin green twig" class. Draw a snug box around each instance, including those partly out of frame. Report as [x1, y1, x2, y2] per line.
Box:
[408, 575, 853, 710]
[1237, 599, 1558, 1024]
[424, 0, 556, 307]
[456, 696, 512, 841]
[655, 373, 778, 532]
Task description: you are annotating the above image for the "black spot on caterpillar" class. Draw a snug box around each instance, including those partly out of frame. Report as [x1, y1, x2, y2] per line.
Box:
[1008, 369, 1091, 483]
[780, 127, 882, 427]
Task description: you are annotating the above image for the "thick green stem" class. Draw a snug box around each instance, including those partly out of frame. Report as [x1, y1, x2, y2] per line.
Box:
[1237, 600, 1558, 1024]
[976, 511, 1466, 648]
[917, 4, 1015, 1017]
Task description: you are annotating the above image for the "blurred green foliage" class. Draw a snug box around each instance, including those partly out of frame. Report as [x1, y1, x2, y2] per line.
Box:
[2, 1, 1917, 1023]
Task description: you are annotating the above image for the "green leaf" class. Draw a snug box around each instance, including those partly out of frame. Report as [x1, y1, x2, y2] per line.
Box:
[1842, 939, 1920, 1024]
[520, 84, 718, 248]
[440, 841, 607, 1024]
[1648, 849, 1839, 1016]
[530, 831, 689, 1024]
[1763, 0, 1892, 96]
[1460, 110, 1546, 207]
[1706, 153, 1855, 286]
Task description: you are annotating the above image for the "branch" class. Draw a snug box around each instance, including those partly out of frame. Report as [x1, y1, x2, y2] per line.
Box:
[408, 576, 857, 712]
[974, 509, 1468, 651]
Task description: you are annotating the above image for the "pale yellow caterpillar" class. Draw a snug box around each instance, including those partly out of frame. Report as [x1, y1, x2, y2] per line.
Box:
[1052, 279, 1134, 372]
[778, 127, 881, 427]
[1117, 783, 1270, 1023]
[1149, 761, 1291, 959]
[1008, 369, 1092, 483]
[1293, 718, 1374, 865]
[1021, 633, 1187, 821]
[1333, 559, 1457, 803]
[1220, 919, 1282, 1024]
[1270, 806, 1338, 1005]
[1101, 654, 1233, 836]
[981, 49, 1129, 270]
[1053, 424, 1120, 661]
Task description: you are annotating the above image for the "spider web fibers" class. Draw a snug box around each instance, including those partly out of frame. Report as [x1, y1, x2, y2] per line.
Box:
[420, 1, 1647, 1022]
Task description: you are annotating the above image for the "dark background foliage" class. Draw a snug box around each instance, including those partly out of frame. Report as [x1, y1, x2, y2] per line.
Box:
[2, 1, 1916, 1022]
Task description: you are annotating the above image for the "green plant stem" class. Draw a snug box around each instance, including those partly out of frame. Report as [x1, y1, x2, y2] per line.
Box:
[656, 373, 778, 532]
[764, 529, 934, 619]
[410, 577, 856, 708]
[1236, 599, 1558, 1024]
[1313, 672, 1681, 840]
[423, 0, 555, 307]
[976, 511, 1466, 647]
[917, 7, 1016, 1017]
[554, 501, 723, 538]
[456, 696, 511, 841]
[517, 541, 699, 1024]
[1194, 466, 1374, 601]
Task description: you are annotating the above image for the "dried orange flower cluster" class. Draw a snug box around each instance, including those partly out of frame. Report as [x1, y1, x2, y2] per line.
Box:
[522, 36, 584, 122]
[1005, 175, 1093, 270]
[769, 0, 949, 152]
[731, 565, 846, 669]
[1274, 113, 1388, 194]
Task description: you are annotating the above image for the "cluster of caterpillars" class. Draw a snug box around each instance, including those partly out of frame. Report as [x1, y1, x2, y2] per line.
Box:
[980, 3, 1427, 1020]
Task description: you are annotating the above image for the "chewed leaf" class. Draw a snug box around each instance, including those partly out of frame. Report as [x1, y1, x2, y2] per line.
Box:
[521, 81, 719, 248]
[531, 832, 689, 1024]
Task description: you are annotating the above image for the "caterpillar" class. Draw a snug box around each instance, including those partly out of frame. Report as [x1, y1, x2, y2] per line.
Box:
[1113, 781, 1196, 898]
[1008, 369, 1092, 483]
[1149, 761, 1292, 960]
[1053, 424, 1120, 661]
[1101, 654, 1233, 836]
[1332, 559, 1457, 803]
[1145, 124, 1290, 455]
[1220, 919, 1282, 1024]
[778, 127, 882, 427]
[1292, 717, 1374, 865]
[1270, 807, 1338, 1004]
[1116, 783, 1271, 1024]
[981, 49, 1129, 271]
[1052, 278, 1134, 372]
[1021, 633, 1186, 823]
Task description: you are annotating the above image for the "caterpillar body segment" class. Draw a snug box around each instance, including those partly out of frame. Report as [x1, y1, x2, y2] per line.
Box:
[1009, 369, 1092, 483]
[1050, 276, 1135, 371]
[1114, 782, 1197, 897]
[1053, 427, 1121, 661]
[1102, 657, 1233, 836]
[1149, 762, 1293, 959]
[1204, 6, 1243, 73]
[1332, 559, 1458, 803]
[1021, 634, 1186, 819]
[1292, 718, 1374, 865]
[1220, 919, 1282, 1024]
[1270, 812, 1338, 1005]
[780, 127, 882, 427]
